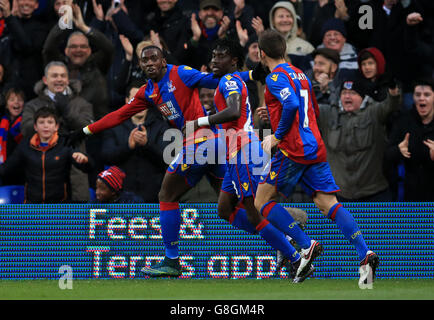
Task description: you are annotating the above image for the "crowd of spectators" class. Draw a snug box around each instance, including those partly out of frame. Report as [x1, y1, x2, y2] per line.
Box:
[0, 0, 432, 203]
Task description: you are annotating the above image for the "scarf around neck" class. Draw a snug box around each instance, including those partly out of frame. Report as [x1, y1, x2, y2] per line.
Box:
[0, 114, 23, 163]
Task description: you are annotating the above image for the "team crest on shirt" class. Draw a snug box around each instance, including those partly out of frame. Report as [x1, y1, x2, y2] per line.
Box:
[167, 80, 176, 93]
[280, 87, 291, 100]
[271, 74, 279, 82]
[242, 182, 249, 191]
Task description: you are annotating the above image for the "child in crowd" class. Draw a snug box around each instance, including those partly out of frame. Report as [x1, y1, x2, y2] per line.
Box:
[0, 107, 92, 203]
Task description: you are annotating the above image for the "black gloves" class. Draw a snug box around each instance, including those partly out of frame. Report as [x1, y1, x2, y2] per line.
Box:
[251, 63, 270, 84]
[54, 93, 69, 118]
[66, 128, 88, 147]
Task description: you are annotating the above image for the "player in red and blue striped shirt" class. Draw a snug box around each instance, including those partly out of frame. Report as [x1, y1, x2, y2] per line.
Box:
[188, 39, 314, 282]
[254, 30, 379, 287]
[73, 45, 254, 277]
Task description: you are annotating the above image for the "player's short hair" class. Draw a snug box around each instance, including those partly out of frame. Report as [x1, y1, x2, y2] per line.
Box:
[258, 29, 287, 59]
[212, 38, 245, 69]
[44, 61, 68, 77]
[140, 45, 164, 59]
[412, 78, 434, 92]
[34, 106, 59, 124]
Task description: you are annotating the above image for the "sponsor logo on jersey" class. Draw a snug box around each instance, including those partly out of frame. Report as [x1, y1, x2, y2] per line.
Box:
[183, 66, 192, 70]
[158, 100, 179, 120]
[181, 164, 189, 171]
[280, 87, 291, 100]
[225, 75, 232, 80]
[225, 80, 238, 91]
[269, 171, 277, 180]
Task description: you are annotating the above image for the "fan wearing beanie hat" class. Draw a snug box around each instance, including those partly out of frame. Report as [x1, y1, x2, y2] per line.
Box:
[319, 18, 359, 80]
[94, 166, 144, 203]
[339, 79, 368, 112]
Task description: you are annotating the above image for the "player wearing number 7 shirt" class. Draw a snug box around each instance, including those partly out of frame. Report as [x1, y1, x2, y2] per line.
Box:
[254, 30, 379, 288]
[68, 45, 254, 277]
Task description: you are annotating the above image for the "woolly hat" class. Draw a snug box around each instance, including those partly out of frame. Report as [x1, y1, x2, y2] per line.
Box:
[357, 47, 386, 76]
[321, 18, 347, 39]
[312, 47, 340, 65]
[340, 79, 366, 97]
[98, 166, 126, 192]
[200, 0, 222, 10]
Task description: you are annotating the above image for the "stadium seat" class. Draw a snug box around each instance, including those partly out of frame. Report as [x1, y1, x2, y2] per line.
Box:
[0, 185, 25, 204]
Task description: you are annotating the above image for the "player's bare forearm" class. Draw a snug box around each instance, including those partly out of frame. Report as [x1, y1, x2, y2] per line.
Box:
[209, 94, 241, 125]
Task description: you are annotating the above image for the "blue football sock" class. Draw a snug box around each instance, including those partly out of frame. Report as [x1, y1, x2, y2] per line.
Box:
[328, 203, 369, 260]
[160, 202, 181, 259]
[229, 207, 257, 234]
[261, 201, 312, 249]
[256, 219, 300, 263]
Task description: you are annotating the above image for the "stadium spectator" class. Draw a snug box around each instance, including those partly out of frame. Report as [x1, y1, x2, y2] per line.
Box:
[43, 3, 115, 191]
[0, 87, 24, 162]
[183, 0, 254, 69]
[199, 87, 215, 115]
[251, 1, 314, 69]
[0, 107, 92, 203]
[0, 0, 49, 100]
[317, 79, 401, 202]
[21, 61, 94, 202]
[306, 47, 342, 105]
[100, 82, 171, 203]
[317, 18, 358, 80]
[42, 2, 114, 120]
[357, 47, 390, 102]
[0, 63, 10, 111]
[385, 78, 434, 201]
[141, 0, 190, 65]
[0, 88, 25, 185]
[86, 0, 136, 110]
[91, 166, 144, 204]
[306, 0, 336, 48]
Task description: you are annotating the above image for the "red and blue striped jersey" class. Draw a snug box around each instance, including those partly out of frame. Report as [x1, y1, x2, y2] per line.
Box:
[88, 65, 221, 134]
[214, 71, 256, 158]
[264, 63, 327, 164]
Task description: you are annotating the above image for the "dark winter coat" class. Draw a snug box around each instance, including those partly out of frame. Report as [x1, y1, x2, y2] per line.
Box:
[385, 108, 434, 201]
[42, 25, 114, 119]
[0, 133, 92, 203]
[100, 109, 171, 202]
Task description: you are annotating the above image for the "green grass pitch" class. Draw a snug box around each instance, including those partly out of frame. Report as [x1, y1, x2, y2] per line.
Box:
[0, 279, 433, 300]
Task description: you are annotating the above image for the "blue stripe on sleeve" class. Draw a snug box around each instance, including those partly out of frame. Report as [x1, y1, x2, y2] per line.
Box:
[266, 73, 299, 140]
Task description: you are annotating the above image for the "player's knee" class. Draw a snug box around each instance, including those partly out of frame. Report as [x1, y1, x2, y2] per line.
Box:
[313, 192, 337, 216]
[158, 188, 173, 203]
[254, 197, 266, 214]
